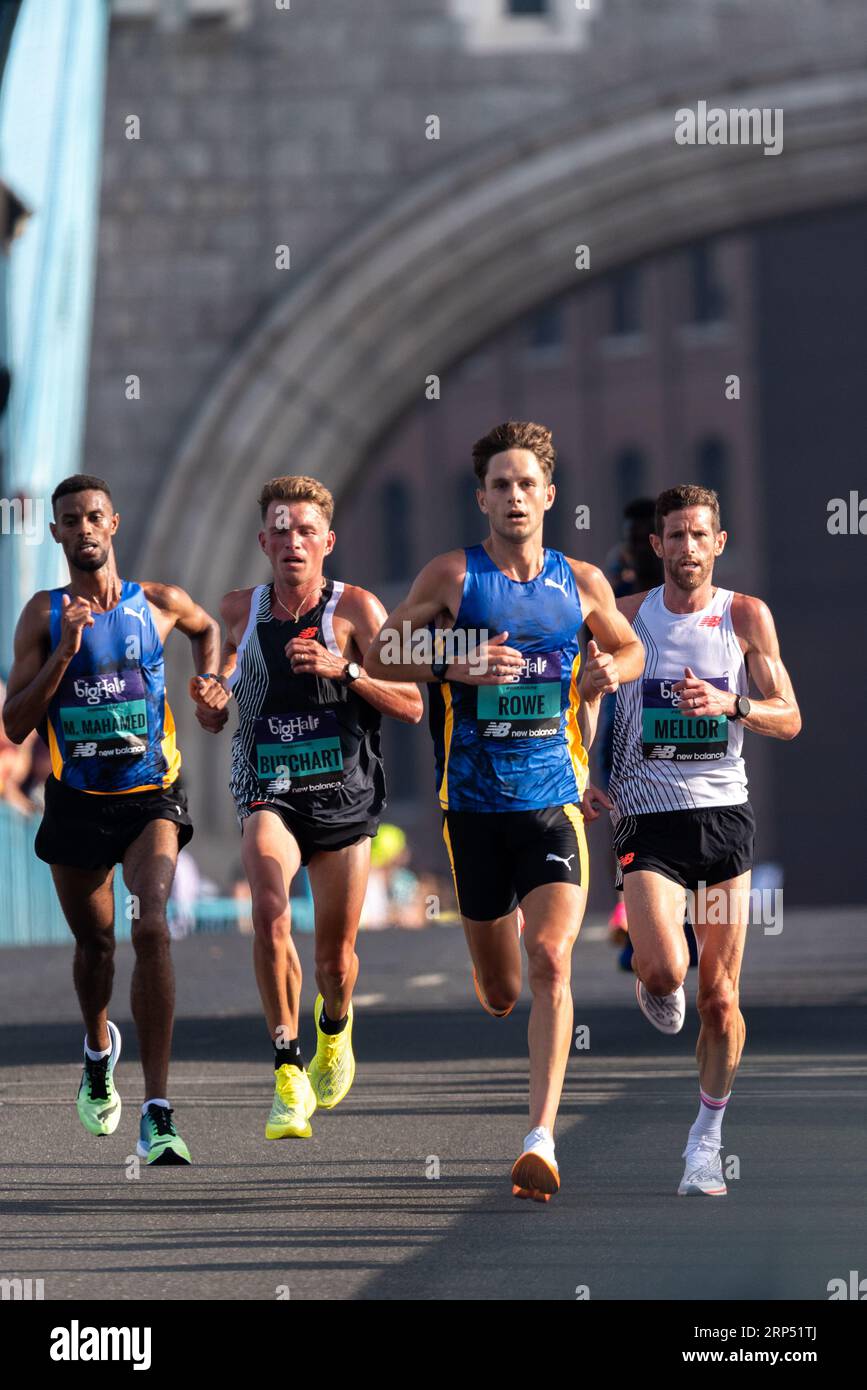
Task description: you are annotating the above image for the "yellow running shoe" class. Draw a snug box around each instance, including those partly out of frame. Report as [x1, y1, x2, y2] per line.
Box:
[307, 994, 355, 1110]
[265, 1064, 317, 1140]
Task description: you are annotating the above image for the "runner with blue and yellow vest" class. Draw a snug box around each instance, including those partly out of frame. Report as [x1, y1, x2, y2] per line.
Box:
[3, 475, 225, 1165]
[366, 421, 644, 1201]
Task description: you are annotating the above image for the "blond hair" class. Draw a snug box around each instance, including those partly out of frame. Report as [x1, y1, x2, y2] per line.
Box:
[258, 475, 334, 525]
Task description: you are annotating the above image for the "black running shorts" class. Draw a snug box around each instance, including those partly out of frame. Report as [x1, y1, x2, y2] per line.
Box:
[613, 802, 755, 890]
[35, 773, 194, 871]
[241, 802, 375, 866]
[442, 803, 588, 922]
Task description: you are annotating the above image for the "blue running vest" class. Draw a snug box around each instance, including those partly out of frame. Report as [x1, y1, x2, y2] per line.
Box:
[42, 580, 182, 793]
[428, 546, 588, 811]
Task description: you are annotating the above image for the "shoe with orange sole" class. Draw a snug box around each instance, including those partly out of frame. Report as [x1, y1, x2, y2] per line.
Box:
[511, 1126, 560, 1203]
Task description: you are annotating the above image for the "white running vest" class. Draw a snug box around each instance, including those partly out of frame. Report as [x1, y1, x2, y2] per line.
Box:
[609, 585, 748, 817]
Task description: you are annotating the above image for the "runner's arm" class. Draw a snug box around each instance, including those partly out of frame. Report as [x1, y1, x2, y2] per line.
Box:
[143, 582, 222, 678]
[2, 596, 70, 743]
[732, 596, 801, 739]
[341, 590, 424, 723]
[363, 555, 458, 683]
[571, 564, 644, 726]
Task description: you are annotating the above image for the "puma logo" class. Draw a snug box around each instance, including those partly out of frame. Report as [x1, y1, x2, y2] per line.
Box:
[546, 852, 575, 869]
[123, 606, 146, 625]
[544, 577, 569, 597]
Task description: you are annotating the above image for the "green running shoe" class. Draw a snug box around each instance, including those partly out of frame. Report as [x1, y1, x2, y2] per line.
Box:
[137, 1104, 192, 1165]
[76, 1020, 122, 1136]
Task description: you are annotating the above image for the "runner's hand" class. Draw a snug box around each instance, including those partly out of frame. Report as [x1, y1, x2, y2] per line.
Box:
[448, 631, 524, 685]
[59, 594, 95, 658]
[581, 781, 613, 822]
[584, 639, 619, 696]
[673, 667, 735, 718]
[189, 675, 229, 711]
[195, 703, 229, 735]
[284, 637, 346, 678]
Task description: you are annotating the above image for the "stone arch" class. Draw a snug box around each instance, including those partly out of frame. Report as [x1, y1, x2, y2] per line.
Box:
[139, 67, 867, 835]
[141, 67, 867, 602]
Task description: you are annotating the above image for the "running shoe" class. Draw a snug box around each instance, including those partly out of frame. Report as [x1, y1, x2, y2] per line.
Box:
[678, 1141, 727, 1196]
[136, 1104, 191, 1165]
[266, 1063, 317, 1138]
[511, 1126, 560, 1202]
[308, 995, 355, 1109]
[635, 978, 686, 1034]
[76, 1020, 122, 1136]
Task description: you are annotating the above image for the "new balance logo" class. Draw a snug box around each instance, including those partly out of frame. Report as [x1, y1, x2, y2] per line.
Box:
[543, 577, 569, 596]
[72, 742, 98, 758]
[698, 615, 722, 627]
[648, 745, 677, 759]
[546, 852, 575, 869]
[482, 721, 511, 737]
[122, 606, 146, 625]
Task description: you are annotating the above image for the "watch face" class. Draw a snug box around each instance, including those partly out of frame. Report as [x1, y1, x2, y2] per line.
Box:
[737, 695, 751, 718]
[346, 662, 361, 681]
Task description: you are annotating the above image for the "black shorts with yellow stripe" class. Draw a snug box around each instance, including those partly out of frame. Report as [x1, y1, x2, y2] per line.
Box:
[441, 803, 588, 923]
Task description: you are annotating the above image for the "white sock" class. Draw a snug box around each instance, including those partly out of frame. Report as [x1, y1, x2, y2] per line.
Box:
[84, 1040, 111, 1061]
[141, 1098, 170, 1116]
[524, 1125, 554, 1153]
[687, 1089, 731, 1149]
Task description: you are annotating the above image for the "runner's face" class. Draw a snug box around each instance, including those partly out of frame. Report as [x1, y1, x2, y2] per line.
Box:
[478, 450, 553, 543]
[260, 500, 334, 584]
[652, 505, 726, 591]
[49, 491, 118, 573]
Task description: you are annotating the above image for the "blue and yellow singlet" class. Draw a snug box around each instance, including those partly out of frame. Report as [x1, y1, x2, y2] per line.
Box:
[42, 580, 182, 794]
[428, 545, 588, 812]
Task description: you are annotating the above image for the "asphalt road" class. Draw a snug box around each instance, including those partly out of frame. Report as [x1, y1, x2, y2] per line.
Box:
[1, 908, 865, 1301]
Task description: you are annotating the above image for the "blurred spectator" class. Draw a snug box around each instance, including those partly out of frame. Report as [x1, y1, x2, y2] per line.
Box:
[362, 822, 426, 929]
[0, 676, 38, 815]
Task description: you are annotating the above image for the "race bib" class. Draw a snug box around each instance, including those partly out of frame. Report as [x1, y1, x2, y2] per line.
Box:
[60, 670, 148, 761]
[476, 652, 562, 740]
[253, 709, 344, 795]
[641, 676, 730, 762]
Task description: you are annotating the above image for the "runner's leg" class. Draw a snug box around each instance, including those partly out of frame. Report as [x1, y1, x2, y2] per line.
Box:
[50, 864, 116, 1052]
[692, 871, 750, 1097]
[121, 818, 181, 1100]
[306, 837, 370, 1023]
[462, 909, 523, 1017]
[521, 881, 586, 1132]
[241, 809, 303, 1040]
[622, 870, 690, 996]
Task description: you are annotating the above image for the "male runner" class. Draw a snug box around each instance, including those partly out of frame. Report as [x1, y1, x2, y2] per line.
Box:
[364, 421, 643, 1201]
[3, 475, 225, 1165]
[599, 484, 800, 1196]
[195, 476, 422, 1141]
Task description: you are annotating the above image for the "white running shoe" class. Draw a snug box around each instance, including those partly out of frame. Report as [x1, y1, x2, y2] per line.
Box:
[511, 1125, 560, 1202]
[678, 1142, 727, 1196]
[635, 978, 685, 1034]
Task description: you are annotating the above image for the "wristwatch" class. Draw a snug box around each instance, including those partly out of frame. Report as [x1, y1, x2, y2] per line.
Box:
[730, 695, 751, 720]
[431, 658, 450, 682]
[342, 661, 362, 684]
[198, 672, 231, 697]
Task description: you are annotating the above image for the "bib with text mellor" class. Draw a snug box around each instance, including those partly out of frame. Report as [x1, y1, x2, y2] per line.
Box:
[641, 676, 730, 762]
[476, 652, 562, 740]
[254, 709, 344, 794]
[60, 669, 148, 761]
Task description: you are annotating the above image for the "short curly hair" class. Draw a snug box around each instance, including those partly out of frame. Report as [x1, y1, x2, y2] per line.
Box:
[471, 421, 556, 485]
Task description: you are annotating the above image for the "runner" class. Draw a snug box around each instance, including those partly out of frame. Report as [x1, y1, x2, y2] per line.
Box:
[364, 421, 643, 1201]
[603, 484, 801, 1195]
[3, 474, 226, 1165]
[196, 475, 422, 1141]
